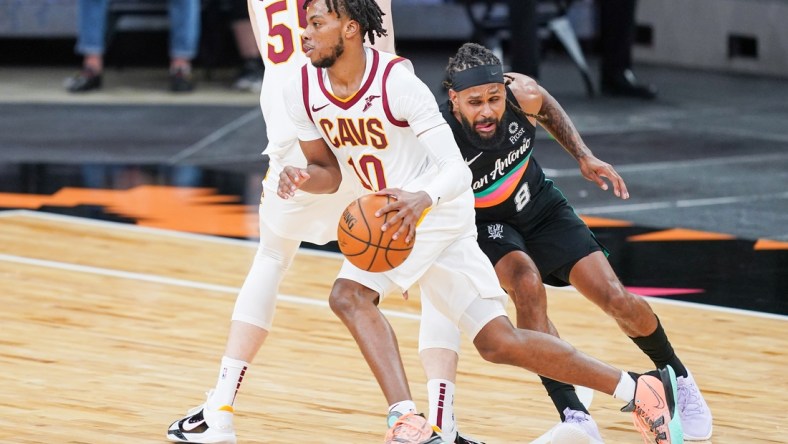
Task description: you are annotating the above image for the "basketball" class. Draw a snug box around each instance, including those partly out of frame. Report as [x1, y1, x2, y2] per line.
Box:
[337, 194, 414, 272]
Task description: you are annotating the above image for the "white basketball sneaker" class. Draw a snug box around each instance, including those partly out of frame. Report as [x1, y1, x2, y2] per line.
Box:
[167, 391, 236, 443]
[551, 408, 604, 444]
[677, 370, 712, 440]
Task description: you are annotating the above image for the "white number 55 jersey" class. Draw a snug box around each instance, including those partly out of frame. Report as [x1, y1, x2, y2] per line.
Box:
[251, 0, 309, 151]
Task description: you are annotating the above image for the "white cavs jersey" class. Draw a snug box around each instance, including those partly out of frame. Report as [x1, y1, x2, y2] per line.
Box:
[297, 48, 444, 196]
[287, 48, 497, 293]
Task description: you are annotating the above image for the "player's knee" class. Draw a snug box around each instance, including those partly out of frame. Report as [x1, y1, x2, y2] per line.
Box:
[328, 279, 379, 318]
[507, 269, 544, 315]
[473, 320, 518, 364]
[599, 280, 637, 319]
[328, 281, 358, 317]
[477, 335, 519, 364]
[502, 261, 540, 298]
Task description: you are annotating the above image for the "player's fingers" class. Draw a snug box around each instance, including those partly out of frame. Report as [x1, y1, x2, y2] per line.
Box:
[283, 167, 308, 195]
[608, 170, 629, 199]
[392, 218, 412, 242]
[607, 174, 622, 198]
[377, 200, 401, 220]
[276, 184, 291, 199]
[289, 169, 303, 185]
[599, 166, 627, 198]
[404, 223, 416, 244]
[375, 191, 402, 218]
[592, 171, 609, 191]
[277, 171, 293, 198]
[374, 188, 396, 196]
[285, 168, 307, 192]
[618, 179, 630, 199]
[279, 168, 293, 184]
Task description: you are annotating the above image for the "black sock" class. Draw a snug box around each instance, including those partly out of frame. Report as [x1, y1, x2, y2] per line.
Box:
[630, 316, 688, 377]
[539, 376, 588, 421]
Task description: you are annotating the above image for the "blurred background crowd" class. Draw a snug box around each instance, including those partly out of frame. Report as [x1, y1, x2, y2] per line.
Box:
[2, 0, 785, 96]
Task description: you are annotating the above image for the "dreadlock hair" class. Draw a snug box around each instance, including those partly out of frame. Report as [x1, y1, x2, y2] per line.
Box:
[444, 42, 547, 123]
[304, 0, 388, 46]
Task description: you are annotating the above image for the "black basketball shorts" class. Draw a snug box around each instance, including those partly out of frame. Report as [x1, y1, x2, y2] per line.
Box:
[476, 203, 606, 287]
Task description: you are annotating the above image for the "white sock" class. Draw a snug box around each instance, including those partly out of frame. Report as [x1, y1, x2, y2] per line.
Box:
[427, 379, 456, 441]
[613, 371, 637, 402]
[208, 356, 249, 409]
[387, 400, 417, 426]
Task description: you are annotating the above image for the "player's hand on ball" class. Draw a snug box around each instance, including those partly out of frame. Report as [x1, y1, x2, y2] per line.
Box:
[277, 166, 311, 199]
[337, 194, 414, 272]
[374, 188, 431, 244]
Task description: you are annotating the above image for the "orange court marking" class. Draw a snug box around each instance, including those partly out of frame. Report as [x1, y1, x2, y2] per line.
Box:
[0, 186, 259, 238]
[627, 228, 735, 242]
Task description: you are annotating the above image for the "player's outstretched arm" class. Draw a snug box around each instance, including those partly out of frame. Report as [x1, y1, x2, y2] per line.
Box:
[539, 86, 629, 199]
[509, 73, 630, 199]
[508, 73, 590, 161]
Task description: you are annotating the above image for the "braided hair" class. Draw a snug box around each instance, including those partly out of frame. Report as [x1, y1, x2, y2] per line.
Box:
[444, 42, 547, 123]
[304, 0, 388, 46]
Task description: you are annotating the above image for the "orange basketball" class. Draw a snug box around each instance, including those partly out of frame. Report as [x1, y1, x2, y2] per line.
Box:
[337, 194, 414, 272]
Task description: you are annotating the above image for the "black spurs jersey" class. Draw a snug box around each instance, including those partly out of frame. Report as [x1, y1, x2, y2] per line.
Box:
[441, 86, 564, 225]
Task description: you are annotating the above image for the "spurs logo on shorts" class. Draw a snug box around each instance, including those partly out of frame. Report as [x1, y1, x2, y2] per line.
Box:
[487, 223, 504, 240]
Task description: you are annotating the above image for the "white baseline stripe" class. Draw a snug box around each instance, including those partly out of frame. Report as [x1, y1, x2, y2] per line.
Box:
[544, 151, 788, 178]
[0, 253, 418, 320]
[706, 124, 788, 144]
[576, 191, 788, 215]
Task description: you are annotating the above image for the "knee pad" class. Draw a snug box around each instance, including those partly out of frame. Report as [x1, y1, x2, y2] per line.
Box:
[231, 223, 300, 330]
[418, 289, 462, 354]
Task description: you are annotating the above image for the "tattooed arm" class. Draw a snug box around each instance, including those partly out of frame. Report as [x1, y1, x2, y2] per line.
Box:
[506, 72, 629, 199]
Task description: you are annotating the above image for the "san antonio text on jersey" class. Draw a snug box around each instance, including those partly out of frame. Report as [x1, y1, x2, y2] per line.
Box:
[440, 86, 566, 227]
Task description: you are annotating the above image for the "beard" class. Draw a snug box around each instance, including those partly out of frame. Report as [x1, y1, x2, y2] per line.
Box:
[459, 113, 507, 151]
[312, 36, 345, 68]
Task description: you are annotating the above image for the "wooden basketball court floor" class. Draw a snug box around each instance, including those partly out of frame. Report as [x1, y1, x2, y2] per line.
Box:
[0, 210, 785, 443]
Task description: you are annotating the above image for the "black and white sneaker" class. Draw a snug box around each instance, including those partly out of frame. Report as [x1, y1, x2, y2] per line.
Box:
[455, 431, 485, 444]
[167, 392, 236, 443]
